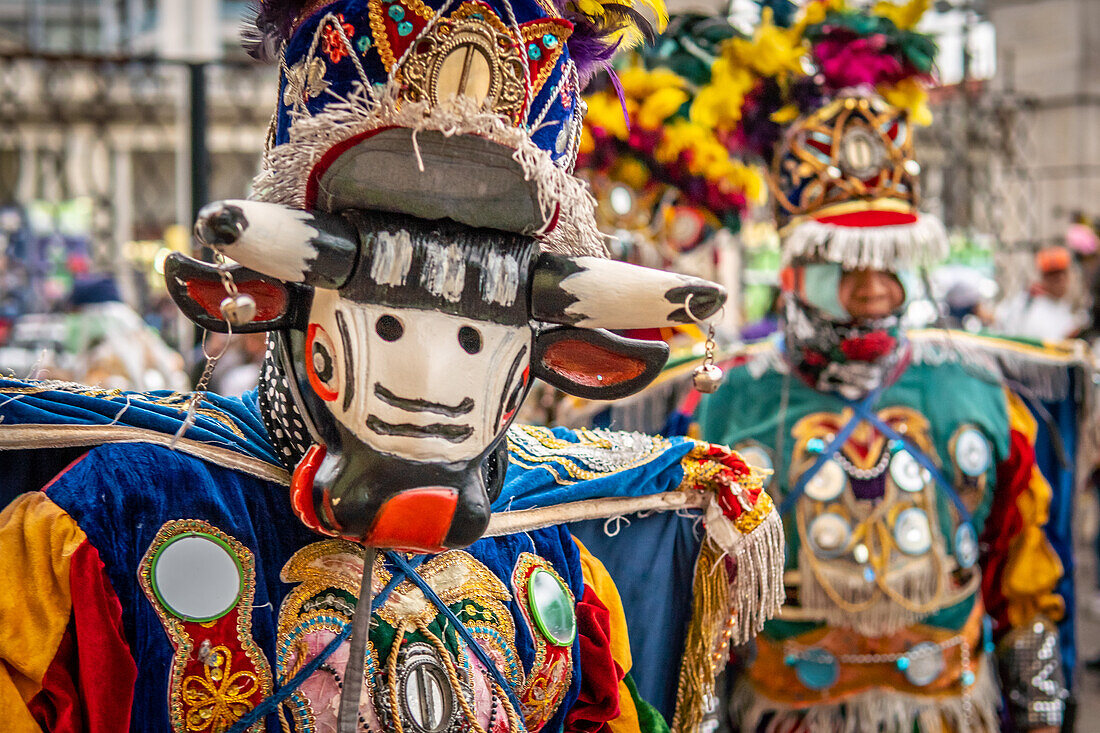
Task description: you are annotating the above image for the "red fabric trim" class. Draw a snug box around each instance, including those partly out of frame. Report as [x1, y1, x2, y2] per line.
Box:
[980, 428, 1032, 638]
[814, 210, 918, 228]
[29, 540, 137, 732]
[564, 585, 622, 733]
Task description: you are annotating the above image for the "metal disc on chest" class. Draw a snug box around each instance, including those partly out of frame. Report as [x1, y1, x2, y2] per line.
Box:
[803, 459, 846, 502]
[788, 648, 839, 690]
[397, 643, 459, 733]
[889, 450, 930, 493]
[808, 512, 852, 557]
[954, 522, 979, 569]
[149, 532, 244, 622]
[898, 641, 945, 686]
[954, 428, 992, 477]
[893, 507, 932, 556]
[527, 568, 577, 646]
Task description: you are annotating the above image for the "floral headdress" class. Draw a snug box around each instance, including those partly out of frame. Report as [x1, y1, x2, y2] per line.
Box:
[695, 0, 946, 270]
[578, 14, 764, 252]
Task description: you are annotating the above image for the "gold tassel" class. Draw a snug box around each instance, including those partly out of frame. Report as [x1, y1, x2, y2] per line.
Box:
[670, 539, 729, 733]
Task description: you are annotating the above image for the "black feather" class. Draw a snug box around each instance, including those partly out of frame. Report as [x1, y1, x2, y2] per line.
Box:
[242, 0, 313, 61]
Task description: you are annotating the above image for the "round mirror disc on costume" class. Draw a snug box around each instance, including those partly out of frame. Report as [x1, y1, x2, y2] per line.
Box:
[150, 533, 243, 622]
[736, 444, 774, 486]
[889, 450, 930, 493]
[808, 513, 852, 557]
[901, 642, 945, 686]
[528, 568, 577, 646]
[955, 522, 979, 569]
[894, 508, 932, 556]
[399, 645, 456, 733]
[793, 648, 839, 690]
[954, 428, 991, 477]
[804, 459, 846, 502]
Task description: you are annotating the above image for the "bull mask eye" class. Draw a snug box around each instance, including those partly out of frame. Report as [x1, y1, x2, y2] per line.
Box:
[375, 315, 404, 342]
[306, 323, 340, 401]
[458, 326, 482, 354]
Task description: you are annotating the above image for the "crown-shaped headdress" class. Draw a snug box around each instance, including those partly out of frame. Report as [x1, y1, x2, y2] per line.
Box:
[694, 0, 946, 270]
[245, 0, 664, 256]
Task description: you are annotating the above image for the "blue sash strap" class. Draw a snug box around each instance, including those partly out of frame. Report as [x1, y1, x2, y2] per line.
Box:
[386, 551, 529, 731]
[226, 555, 424, 733]
[850, 403, 972, 523]
[778, 388, 882, 516]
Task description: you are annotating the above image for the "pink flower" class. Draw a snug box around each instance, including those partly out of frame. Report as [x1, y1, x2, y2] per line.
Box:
[814, 36, 903, 90]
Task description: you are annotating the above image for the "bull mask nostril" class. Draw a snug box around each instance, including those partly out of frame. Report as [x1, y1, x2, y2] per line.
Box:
[195, 203, 247, 247]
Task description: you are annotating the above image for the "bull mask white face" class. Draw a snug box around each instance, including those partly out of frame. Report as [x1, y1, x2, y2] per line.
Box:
[167, 200, 726, 552]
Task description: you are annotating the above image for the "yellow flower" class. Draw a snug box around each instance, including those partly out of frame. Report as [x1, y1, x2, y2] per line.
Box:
[579, 126, 595, 155]
[612, 157, 652, 190]
[638, 86, 689, 129]
[726, 8, 805, 79]
[770, 104, 801, 124]
[873, 0, 930, 30]
[619, 66, 685, 99]
[794, 0, 846, 34]
[584, 92, 630, 139]
[880, 78, 932, 126]
[690, 60, 755, 131]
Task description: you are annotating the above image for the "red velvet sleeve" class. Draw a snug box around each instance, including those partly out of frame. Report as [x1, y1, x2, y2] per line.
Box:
[27, 539, 137, 731]
[564, 584, 624, 733]
[979, 427, 1032, 637]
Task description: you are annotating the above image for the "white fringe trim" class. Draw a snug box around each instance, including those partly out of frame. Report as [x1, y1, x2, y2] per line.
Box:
[727, 509, 787, 645]
[910, 329, 1087, 402]
[732, 654, 1001, 733]
[782, 215, 949, 269]
[251, 81, 606, 258]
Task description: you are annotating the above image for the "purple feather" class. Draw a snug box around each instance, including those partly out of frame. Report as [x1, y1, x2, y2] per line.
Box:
[564, 3, 655, 88]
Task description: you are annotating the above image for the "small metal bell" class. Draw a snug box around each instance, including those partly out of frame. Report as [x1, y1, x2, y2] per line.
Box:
[692, 362, 723, 393]
[220, 293, 257, 327]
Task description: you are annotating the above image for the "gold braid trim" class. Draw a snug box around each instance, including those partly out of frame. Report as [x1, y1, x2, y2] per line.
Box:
[670, 539, 729, 733]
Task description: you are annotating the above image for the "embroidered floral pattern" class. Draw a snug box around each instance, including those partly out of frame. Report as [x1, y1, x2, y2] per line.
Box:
[322, 14, 356, 63]
[181, 646, 261, 731]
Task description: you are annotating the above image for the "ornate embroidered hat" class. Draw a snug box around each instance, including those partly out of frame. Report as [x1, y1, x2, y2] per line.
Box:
[694, 0, 947, 271]
[247, 0, 665, 257]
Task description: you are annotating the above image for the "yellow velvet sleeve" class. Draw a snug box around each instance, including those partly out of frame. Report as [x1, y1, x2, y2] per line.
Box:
[572, 535, 642, 733]
[0, 491, 87, 732]
[1001, 390, 1066, 627]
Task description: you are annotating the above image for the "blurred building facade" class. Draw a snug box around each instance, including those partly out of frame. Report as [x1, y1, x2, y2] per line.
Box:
[0, 0, 271, 290]
[987, 0, 1100, 246]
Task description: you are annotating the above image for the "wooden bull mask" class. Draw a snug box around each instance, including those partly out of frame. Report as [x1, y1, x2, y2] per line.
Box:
[167, 200, 726, 552]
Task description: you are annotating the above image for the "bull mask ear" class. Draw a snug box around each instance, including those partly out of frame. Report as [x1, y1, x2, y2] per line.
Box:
[531, 326, 669, 400]
[194, 200, 359, 289]
[164, 253, 310, 333]
[531, 254, 727, 330]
